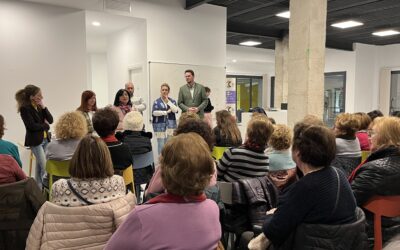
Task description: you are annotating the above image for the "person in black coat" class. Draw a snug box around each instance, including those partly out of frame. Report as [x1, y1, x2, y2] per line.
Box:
[15, 85, 53, 189]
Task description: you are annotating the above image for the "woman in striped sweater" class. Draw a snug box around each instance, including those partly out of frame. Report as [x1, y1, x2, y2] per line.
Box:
[217, 115, 274, 182]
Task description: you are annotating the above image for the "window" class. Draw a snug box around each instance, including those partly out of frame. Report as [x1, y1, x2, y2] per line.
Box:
[324, 72, 346, 127]
[227, 75, 262, 112]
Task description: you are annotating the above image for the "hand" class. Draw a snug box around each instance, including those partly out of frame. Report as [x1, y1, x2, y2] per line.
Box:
[167, 109, 172, 113]
[192, 107, 199, 113]
[188, 107, 196, 113]
[38, 100, 45, 109]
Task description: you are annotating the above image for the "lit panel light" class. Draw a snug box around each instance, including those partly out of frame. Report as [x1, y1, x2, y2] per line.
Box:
[331, 20, 363, 29]
[276, 11, 290, 19]
[372, 30, 400, 37]
[92, 21, 101, 26]
[239, 41, 262, 46]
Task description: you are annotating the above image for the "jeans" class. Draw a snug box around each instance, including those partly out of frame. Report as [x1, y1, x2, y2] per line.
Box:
[31, 139, 48, 189]
[157, 137, 168, 156]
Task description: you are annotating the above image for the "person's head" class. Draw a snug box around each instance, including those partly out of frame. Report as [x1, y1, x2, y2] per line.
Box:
[368, 116, 400, 152]
[367, 109, 384, 121]
[113, 89, 132, 106]
[184, 69, 195, 84]
[334, 113, 360, 137]
[77, 90, 97, 112]
[300, 114, 325, 127]
[246, 115, 274, 147]
[354, 112, 372, 131]
[0, 114, 4, 139]
[178, 112, 200, 125]
[175, 119, 214, 151]
[123, 111, 143, 131]
[15, 84, 42, 111]
[205, 87, 211, 97]
[216, 110, 241, 145]
[55, 111, 87, 140]
[391, 111, 400, 118]
[92, 107, 119, 138]
[250, 107, 267, 116]
[125, 82, 134, 96]
[69, 135, 114, 179]
[269, 124, 292, 151]
[160, 83, 170, 98]
[161, 133, 214, 196]
[292, 125, 336, 169]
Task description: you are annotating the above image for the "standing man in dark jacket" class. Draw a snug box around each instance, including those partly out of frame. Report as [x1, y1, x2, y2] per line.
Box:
[178, 70, 208, 119]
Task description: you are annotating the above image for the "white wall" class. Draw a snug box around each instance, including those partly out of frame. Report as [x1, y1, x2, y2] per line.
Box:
[88, 53, 109, 108]
[0, 1, 86, 172]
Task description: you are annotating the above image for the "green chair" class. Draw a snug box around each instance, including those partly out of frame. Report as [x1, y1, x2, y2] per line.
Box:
[45, 160, 70, 201]
[361, 151, 370, 162]
[212, 146, 228, 160]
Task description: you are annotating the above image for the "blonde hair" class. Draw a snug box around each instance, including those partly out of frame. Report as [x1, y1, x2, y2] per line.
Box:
[246, 115, 274, 146]
[160, 83, 170, 91]
[216, 110, 242, 145]
[161, 133, 214, 196]
[302, 114, 325, 126]
[335, 113, 360, 137]
[69, 135, 114, 179]
[354, 112, 371, 131]
[269, 124, 292, 151]
[55, 111, 87, 140]
[371, 117, 400, 149]
[178, 112, 200, 125]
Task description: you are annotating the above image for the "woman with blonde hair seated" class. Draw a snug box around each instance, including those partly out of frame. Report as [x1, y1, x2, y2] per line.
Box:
[105, 133, 221, 250]
[26, 135, 135, 249]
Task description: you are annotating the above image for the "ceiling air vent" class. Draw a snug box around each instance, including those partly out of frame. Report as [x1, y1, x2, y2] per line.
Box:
[104, 0, 132, 13]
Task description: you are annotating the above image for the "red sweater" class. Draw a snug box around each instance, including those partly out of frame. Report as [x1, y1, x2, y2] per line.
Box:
[356, 131, 370, 151]
[0, 154, 27, 185]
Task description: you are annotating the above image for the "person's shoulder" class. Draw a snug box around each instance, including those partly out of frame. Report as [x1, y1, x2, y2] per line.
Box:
[0, 154, 16, 163]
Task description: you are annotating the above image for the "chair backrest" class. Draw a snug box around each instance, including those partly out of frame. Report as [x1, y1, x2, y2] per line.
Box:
[363, 195, 400, 250]
[218, 181, 233, 205]
[132, 151, 154, 169]
[122, 165, 135, 194]
[361, 151, 371, 162]
[212, 146, 228, 160]
[46, 160, 70, 201]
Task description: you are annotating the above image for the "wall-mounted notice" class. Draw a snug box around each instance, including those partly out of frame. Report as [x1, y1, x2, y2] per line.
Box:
[226, 78, 236, 115]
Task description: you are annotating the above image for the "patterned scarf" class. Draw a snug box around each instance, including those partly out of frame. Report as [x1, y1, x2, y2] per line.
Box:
[119, 104, 131, 115]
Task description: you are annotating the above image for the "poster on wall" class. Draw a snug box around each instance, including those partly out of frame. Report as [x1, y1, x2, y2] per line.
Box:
[226, 78, 236, 116]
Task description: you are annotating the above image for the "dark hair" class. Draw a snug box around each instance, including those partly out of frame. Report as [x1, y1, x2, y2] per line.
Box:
[391, 111, 400, 118]
[367, 110, 383, 121]
[185, 69, 195, 76]
[174, 119, 215, 151]
[15, 85, 41, 112]
[205, 87, 211, 92]
[77, 90, 97, 112]
[92, 108, 119, 137]
[113, 89, 132, 106]
[0, 115, 4, 139]
[249, 106, 267, 115]
[292, 125, 336, 168]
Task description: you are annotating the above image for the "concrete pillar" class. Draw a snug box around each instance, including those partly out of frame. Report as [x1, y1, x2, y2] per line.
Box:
[287, 0, 327, 127]
[274, 35, 289, 108]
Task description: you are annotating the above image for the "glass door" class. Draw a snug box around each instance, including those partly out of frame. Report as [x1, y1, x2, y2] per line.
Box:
[324, 72, 346, 127]
[390, 71, 400, 115]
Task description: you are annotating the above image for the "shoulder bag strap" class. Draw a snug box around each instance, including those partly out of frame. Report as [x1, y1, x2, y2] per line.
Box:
[328, 167, 341, 219]
[67, 179, 94, 205]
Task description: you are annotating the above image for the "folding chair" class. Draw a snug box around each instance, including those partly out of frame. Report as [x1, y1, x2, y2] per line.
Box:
[123, 165, 135, 195]
[212, 146, 228, 160]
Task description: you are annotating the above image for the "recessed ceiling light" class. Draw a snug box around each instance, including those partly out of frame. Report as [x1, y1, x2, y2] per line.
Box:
[239, 41, 262, 46]
[331, 20, 363, 29]
[276, 11, 290, 19]
[232, 59, 237, 63]
[372, 30, 400, 37]
[92, 21, 101, 27]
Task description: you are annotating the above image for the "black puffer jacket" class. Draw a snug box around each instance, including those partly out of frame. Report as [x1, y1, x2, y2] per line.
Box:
[270, 207, 367, 250]
[351, 146, 400, 243]
[331, 156, 361, 177]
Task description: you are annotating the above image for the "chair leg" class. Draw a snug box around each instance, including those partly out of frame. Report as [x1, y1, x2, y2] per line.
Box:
[29, 151, 34, 177]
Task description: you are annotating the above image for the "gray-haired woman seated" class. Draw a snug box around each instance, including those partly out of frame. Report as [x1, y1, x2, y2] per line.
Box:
[259, 124, 367, 250]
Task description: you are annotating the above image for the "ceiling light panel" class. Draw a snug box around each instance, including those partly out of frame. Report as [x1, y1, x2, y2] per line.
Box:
[276, 11, 290, 18]
[372, 30, 400, 37]
[239, 41, 262, 46]
[331, 20, 363, 29]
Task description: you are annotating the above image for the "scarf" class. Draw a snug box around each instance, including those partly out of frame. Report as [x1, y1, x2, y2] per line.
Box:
[146, 193, 206, 204]
[102, 135, 118, 143]
[243, 140, 266, 153]
[119, 104, 131, 115]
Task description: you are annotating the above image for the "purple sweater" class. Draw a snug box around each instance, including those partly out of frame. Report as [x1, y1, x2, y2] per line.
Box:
[105, 199, 221, 250]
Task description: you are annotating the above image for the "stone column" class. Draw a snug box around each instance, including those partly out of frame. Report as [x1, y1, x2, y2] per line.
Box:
[287, 0, 327, 127]
[274, 35, 289, 108]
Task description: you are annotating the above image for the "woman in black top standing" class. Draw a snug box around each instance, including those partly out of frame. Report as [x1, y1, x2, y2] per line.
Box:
[15, 85, 53, 189]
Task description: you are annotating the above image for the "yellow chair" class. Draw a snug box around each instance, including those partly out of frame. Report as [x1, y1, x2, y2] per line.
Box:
[45, 160, 70, 201]
[17, 142, 35, 177]
[361, 151, 371, 162]
[123, 165, 135, 195]
[212, 146, 228, 160]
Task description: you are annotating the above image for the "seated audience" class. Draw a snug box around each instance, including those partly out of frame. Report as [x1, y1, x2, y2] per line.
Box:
[267, 124, 297, 191]
[178, 111, 200, 124]
[350, 116, 400, 244]
[76, 90, 97, 134]
[0, 178, 45, 250]
[368, 109, 384, 121]
[51, 135, 127, 207]
[119, 111, 154, 198]
[92, 108, 132, 173]
[111, 89, 132, 131]
[354, 112, 372, 151]
[217, 115, 274, 182]
[0, 154, 26, 185]
[0, 114, 22, 166]
[262, 125, 366, 249]
[46, 111, 87, 161]
[105, 133, 221, 250]
[213, 110, 242, 147]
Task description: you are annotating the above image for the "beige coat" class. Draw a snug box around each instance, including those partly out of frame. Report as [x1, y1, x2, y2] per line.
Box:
[26, 192, 136, 250]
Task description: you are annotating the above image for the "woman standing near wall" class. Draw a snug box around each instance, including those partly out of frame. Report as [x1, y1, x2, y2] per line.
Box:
[76, 90, 97, 134]
[15, 84, 53, 189]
